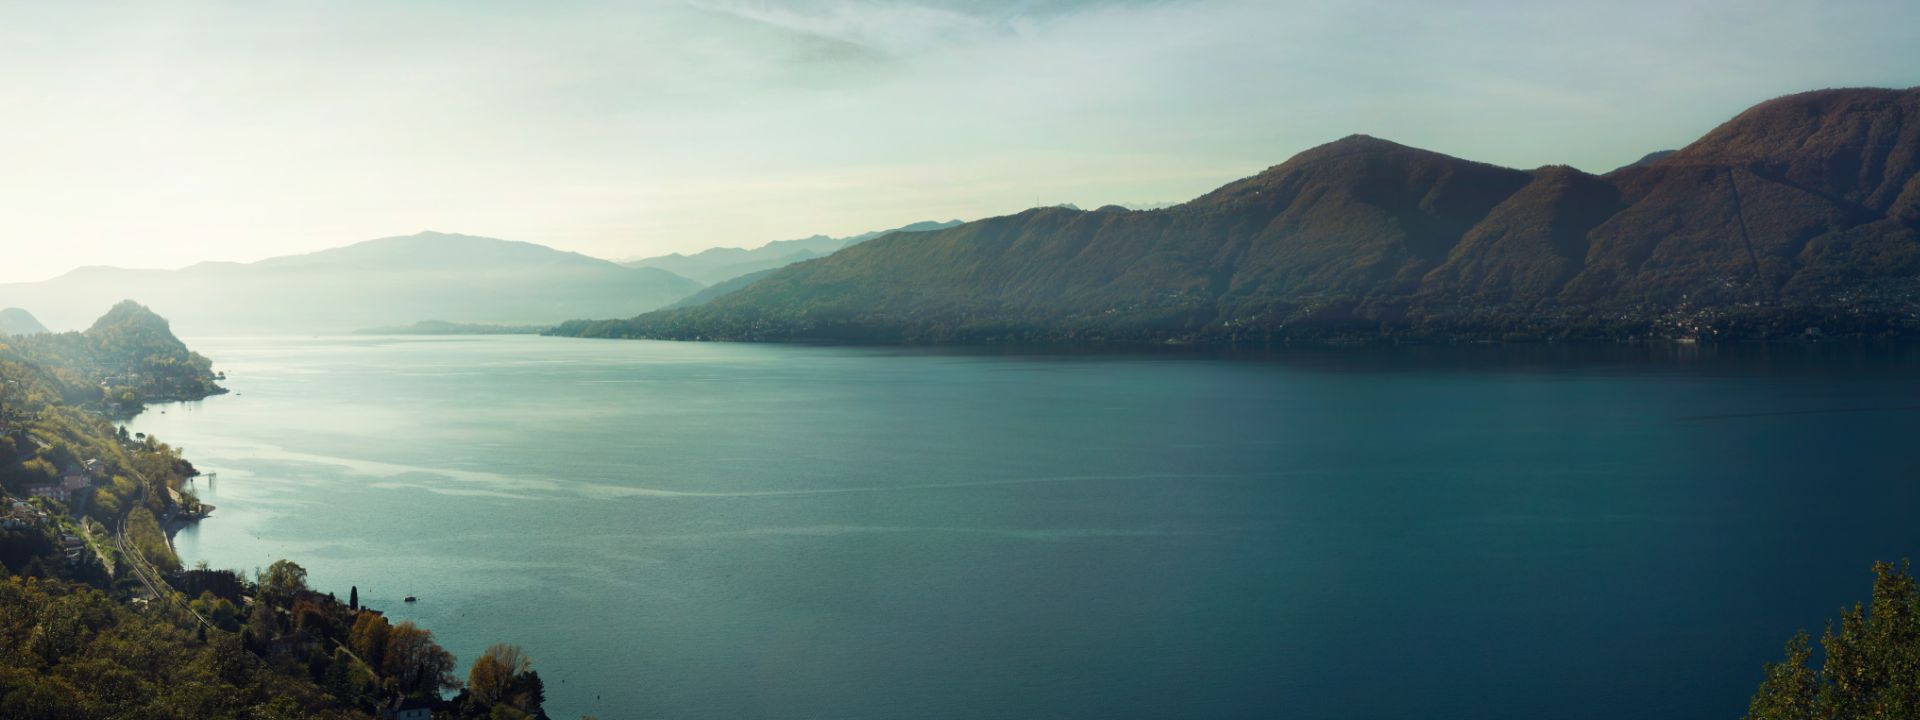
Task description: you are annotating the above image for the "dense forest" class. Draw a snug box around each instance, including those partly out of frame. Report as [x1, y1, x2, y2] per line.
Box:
[1, 303, 561, 719]
[0, 302, 209, 534]
[5, 300, 224, 412]
[0, 564, 555, 719]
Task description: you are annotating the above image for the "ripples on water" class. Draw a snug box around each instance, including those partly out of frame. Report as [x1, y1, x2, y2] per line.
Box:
[136, 337, 1920, 720]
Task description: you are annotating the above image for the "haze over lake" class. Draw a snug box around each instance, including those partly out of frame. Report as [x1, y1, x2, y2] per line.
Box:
[131, 336, 1920, 719]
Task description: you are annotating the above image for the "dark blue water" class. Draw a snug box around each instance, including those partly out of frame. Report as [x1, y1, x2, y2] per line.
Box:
[132, 337, 1920, 719]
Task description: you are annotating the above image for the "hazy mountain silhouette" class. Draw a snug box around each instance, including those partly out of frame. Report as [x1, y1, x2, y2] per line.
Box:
[0, 232, 703, 334]
[558, 87, 1920, 343]
[660, 268, 781, 310]
[0, 307, 48, 336]
[623, 220, 963, 285]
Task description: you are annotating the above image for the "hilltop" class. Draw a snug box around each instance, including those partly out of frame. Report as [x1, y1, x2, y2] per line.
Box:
[0, 307, 47, 336]
[556, 87, 1920, 344]
[5, 300, 225, 411]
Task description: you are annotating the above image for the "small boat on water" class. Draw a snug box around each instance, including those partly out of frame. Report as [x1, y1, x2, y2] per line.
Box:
[404, 595, 417, 603]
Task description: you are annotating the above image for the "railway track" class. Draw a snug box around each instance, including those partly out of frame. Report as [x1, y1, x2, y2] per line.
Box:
[115, 475, 214, 631]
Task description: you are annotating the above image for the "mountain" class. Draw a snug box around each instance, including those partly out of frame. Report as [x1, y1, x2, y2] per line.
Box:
[835, 220, 968, 247]
[5, 300, 224, 408]
[0, 308, 47, 336]
[0, 232, 704, 335]
[556, 87, 1920, 343]
[660, 268, 780, 310]
[623, 220, 964, 285]
[1612, 150, 1677, 172]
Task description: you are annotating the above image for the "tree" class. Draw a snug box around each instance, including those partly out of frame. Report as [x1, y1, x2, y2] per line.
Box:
[1746, 632, 1817, 720]
[0, 675, 85, 720]
[349, 611, 391, 669]
[0, 575, 370, 718]
[349, 585, 358, 610]
[259, 559, 308, 604]
[383, 621, 458, 696]
[125, 508, 179, 572]
[511, 671, 547, 715]
[246, 596, 278, 642]
[468, 643, 534, 706]
[190, 593, 241, 632]
[1745, 561, 1920, 720]
[291, 598, 332, 641]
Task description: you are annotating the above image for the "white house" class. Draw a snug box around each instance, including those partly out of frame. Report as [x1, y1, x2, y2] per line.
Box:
[380, 699, 434, 720]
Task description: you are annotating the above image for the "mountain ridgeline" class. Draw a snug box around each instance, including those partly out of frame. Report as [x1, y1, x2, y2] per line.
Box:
[556, 87, 1920, 343]
[0, 232, 703, 335]
[622, 220, 965, 286]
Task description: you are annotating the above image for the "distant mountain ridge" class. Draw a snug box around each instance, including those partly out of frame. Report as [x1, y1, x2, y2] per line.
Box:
[661, 268, 781, 310]
[623, 220, 964, 285]
[0, 232, 703, 334]
[0, 307, 47, 336]
[557, 87, 1920, 343]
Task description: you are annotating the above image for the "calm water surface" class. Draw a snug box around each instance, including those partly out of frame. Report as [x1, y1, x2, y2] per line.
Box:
[131, 336, 1920, 720]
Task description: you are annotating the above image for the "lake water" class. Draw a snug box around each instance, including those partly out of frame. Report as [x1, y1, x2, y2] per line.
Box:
[131, 336, 1920, 720]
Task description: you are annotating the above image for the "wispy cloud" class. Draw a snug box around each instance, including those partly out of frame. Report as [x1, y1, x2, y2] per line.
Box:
[687, 0, 1000, 56]
[0, 0, 1916, 282]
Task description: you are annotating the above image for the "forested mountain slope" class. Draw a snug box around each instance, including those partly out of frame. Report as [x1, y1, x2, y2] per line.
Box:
[559, 88, 1920, 343]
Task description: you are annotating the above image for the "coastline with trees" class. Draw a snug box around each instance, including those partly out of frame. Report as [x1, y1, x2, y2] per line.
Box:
[0, 302, 561, 719]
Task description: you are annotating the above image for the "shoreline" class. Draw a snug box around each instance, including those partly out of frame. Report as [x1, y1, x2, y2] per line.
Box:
[161, 505, 211, 540]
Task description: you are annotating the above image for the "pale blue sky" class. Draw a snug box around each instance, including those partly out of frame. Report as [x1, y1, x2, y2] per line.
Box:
[1, 0, 1916, 282]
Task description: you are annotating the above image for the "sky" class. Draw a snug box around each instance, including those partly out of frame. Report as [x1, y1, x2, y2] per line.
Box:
[1, 0, 1917, 283]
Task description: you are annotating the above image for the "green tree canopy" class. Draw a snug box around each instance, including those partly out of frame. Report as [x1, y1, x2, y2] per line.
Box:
[1746, 561, 1920, 720]
[382, 621, 458, 697]
[260, 559, 309, 604]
